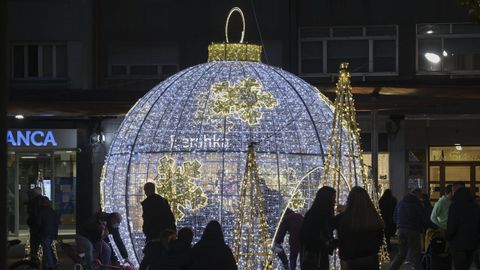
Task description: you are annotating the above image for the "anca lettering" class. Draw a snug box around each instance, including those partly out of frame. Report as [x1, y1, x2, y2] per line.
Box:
[7, 130, 58, 147]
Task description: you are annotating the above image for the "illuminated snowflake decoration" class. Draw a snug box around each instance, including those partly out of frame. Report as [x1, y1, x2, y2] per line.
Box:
[194, 92, 235, 132]
[211, 78, 278, 126]
[155, 156, 208, 221]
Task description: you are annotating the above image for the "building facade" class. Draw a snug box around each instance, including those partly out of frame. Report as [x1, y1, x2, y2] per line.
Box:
[6, 0, 480, 235]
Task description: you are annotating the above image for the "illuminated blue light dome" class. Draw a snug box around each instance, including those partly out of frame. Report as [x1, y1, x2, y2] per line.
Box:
[102, 60, 360, 268]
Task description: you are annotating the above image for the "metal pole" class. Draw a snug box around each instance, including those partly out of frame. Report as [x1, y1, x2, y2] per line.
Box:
[371, 110, 379, 192]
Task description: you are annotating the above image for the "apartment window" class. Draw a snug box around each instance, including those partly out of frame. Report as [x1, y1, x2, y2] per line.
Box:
[108, 64, 179, 78]
[12, 44, 67, 79]
[299, 25, 398, 76]
[417, 23, 480, 74]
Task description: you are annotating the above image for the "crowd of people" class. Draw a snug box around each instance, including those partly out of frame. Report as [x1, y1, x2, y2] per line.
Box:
[24, 180, 480, 270]
[137, 184, 386, 270]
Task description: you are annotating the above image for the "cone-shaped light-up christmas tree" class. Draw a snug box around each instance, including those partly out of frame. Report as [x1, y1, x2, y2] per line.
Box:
[321, 63, 390, 268]
[233, 143, 273, 270]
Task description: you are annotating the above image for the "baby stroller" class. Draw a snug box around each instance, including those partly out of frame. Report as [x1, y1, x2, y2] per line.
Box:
[422, 229, 451, 270]
[59, 239, 135, 270]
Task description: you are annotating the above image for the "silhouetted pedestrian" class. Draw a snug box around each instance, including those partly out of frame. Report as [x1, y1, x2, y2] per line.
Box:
[446, 187, 480, 270]
[141, 182, 176, 242]
[26, 187, 42, 261]
[274, 208, 303, 270]
[300, 186, 336, 270]
[141, 229, 176, 270]
[190, 220, 237, 270]
[379, 189, 397, 252]
[390, 188, 430, 270]
[37, 196, 59, 270]
[336, 187, 384, 269]
[158, 227, 194, 270]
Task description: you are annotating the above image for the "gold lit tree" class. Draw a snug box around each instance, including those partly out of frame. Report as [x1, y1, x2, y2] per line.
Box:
[320, 62, 389, 266]
[233, 143, 273, 270]
[321, 62, 369, 196]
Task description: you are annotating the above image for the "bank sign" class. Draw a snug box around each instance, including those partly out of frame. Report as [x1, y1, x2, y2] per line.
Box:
[7, 129, 77, 149]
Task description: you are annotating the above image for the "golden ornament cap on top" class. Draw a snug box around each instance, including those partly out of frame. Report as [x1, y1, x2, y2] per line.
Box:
[208, 7, 262, 62]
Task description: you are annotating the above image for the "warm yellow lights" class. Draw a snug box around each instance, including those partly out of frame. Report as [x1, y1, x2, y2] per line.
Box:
[210, 78, 278, 126]
[233, 143, 273, 270]
[208, 43, 262, 62]
[320, 63, 390, 267]
[208, 7, 262, 62]
[155, 156, 208, 222]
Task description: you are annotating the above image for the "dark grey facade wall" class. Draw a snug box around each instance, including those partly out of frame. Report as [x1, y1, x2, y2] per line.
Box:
[91, 118, 123, 212]
[406, 119, 480, 148]
[98, 0, 292, 80]
[389, 120, 407, 200]
[297, 0, 469, 26]
[7, 0, 94, 89]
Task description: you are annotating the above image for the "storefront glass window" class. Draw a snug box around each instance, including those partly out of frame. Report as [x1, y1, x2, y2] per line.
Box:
[430, 146, 480, 162]
[429, 166, 440, 200]
[54, 151, 77, 227]
[362, 152, 390, 194]
[428, 146, 480, 202]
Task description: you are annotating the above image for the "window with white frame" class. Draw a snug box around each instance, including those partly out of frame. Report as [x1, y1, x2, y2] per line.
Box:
[299, 25, 398, 76]
[12, 44, 67, 79]
[417, 23, 480, 74]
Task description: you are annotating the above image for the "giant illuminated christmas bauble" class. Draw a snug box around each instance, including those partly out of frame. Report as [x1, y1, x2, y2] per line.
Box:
[101, 42, 362, 268]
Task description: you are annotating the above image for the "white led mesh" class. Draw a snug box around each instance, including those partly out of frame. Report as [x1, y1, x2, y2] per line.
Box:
[102, 61, 362, 269]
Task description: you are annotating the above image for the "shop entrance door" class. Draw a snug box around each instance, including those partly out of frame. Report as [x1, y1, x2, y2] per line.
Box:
[10, 151, 77, 236]
[429, 146, 480, 201]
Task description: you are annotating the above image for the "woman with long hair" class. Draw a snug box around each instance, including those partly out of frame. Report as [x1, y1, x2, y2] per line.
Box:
[336, 186, 384, 270]
[300, 186, 336, 270]
[190, 220, 237, 270]
[379, 189, 397, 251]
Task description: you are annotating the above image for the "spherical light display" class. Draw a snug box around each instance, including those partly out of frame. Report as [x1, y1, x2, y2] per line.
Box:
[102, 59, 362, 268]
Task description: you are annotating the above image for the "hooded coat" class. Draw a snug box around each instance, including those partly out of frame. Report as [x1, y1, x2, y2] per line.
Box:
[379, 191, 397, 238]
[446, 188, 480, 251]
[394, 193, 429, 232]
[190, 221, 237, 270]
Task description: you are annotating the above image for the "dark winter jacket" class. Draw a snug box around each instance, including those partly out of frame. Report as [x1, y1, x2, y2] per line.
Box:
[141, 194, 176, 241]
[78, 212, 107, 243]
[394, 193, 429, 232]
[37, 205, 59, 239]
[379, 195, 397, 237]
[190, 241, 237, 270]
[446, 188, 480, 251]
[141, 239, 168, 270]
[26, 194, 42, 231]
[157, 239, 191, 270]
[300, 211, 334, 254]
[335, 213, 383, 261]
[275, 209, 303, 254]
